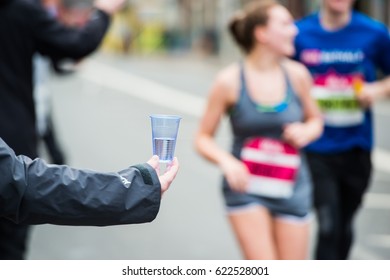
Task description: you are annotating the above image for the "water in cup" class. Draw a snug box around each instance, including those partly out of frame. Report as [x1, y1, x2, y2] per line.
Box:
[150, 115, 181, 163]
[153, 137, 176, 163]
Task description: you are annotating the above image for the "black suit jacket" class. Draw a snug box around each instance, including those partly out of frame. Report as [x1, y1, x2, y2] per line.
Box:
[0, 0, 110, 157]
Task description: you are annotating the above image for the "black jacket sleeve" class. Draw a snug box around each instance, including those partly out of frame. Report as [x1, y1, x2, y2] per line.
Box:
[0, 138, 161, 226]
[26, 1, 110, 59]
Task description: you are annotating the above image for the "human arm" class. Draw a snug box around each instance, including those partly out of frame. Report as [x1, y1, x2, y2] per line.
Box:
[194, 68, 249, 192]
[356, 76, 390, 108]
[29, 0, 125, 59]
[356, 26, 390, 107]
[0, 137, 178, 226]
[94, 0, 125, 16]
[283, 61, 323, 148]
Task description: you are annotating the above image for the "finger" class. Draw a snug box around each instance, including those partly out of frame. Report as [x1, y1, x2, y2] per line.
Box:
[358, 98, 369, 108]
[229, 175, 247, 193]
[240, 174, 249, 192]
[165, 157, 175, 171]
[160, 158, 179, 187]
[283, 132, 296, 145]
[165, 158, 179, 180]
[294, 138, 305, 149]
[283, 126, 297, 142]
[147, 155, 159, 170]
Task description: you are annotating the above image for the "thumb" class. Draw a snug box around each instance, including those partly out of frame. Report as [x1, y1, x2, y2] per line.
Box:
[147, 155, 159, 170]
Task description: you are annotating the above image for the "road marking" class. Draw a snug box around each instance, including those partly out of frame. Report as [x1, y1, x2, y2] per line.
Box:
[363, 193, 390, 210]
[367, 234, 390, 248]
[352, 245, 381, 259]
[374, 102, 390, 118]
[373, 148, 390, 174]
[79, 59, 390, 177]
[79, 59, 205, 118]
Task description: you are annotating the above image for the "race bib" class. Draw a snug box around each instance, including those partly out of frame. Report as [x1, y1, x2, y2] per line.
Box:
[312, 71, 364, 127]
[241, 137, 301, 199]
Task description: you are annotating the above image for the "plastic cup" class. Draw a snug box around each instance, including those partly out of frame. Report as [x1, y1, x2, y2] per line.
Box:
[150, 115, 181, 163]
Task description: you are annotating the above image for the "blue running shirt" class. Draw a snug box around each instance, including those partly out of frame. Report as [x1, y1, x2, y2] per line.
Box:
[294, 11, 390, 153]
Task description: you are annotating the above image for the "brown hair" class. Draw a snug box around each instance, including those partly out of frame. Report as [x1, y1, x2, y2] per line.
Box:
[229, 0, 279, 53]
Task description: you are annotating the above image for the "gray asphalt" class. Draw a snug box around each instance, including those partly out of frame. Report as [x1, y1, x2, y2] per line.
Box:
[26, 52, 390, 260]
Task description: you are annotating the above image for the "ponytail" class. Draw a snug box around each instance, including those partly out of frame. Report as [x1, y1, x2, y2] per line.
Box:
[228, 0, 278, 53]
[229, 11, 251, 53]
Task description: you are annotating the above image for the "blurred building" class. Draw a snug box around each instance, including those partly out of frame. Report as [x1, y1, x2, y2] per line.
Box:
[101, 0, 390, 56]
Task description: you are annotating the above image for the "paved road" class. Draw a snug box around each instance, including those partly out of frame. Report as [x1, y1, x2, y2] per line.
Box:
[27, 53, 390, 259]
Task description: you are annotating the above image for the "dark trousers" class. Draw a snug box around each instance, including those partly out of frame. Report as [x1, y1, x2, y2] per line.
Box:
[307, 149, 372, 260]
[0, 219, 30, 259]
[42, 122, 65, 165]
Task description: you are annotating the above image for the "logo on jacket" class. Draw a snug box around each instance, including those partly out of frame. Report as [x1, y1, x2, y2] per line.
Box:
[120, 176, 131, 188]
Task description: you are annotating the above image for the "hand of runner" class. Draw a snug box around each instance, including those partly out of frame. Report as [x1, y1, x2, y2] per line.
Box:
[220, 157, 249, 193]
[283, 122, 313, 149]
[356, 82, 381, 108]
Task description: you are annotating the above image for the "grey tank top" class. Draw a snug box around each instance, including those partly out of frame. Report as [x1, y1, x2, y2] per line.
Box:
[229, 64, 304, 158]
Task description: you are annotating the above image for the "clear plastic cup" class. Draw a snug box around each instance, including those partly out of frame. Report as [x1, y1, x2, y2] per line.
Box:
[150, 115, 181, 163]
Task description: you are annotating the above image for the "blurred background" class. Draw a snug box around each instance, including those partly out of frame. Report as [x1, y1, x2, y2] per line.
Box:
[27, 0, 390, 260]
[100, 0, 390, 58]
